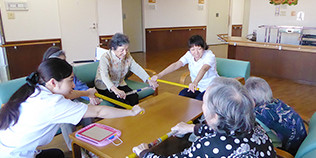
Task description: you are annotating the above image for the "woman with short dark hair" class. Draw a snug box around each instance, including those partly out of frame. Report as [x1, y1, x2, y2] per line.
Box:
[151, 35, 219, 101]
[133, 77, 276, 157]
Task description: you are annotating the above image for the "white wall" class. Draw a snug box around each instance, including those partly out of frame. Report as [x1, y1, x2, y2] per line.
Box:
[232, 0, 244, 25]
[242, 0, 250, 37]
[0, 0, 61, 41]
[0, 0, 122, 41]
[143, 0, 208, 28]
[97, 0, 123, 35]
[248, 0, 316, 44]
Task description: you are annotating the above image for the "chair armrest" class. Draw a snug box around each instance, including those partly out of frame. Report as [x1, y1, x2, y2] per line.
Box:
[179, 71, 245, 85]
[274, 148, 294, 158]
[235, 77, 245, 84]
[133, 68, 158, 96]
[179, 71, 191, 85]
[144, 68, 157, 76]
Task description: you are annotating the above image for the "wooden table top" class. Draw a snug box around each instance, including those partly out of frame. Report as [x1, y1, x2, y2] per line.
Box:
[69, 92, 203, 158]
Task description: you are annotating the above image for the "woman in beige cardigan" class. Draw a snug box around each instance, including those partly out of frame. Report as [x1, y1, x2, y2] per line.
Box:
[95, 33, 157, 107]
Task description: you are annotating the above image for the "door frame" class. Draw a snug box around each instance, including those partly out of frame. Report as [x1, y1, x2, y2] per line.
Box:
[122, 0, 144, 53]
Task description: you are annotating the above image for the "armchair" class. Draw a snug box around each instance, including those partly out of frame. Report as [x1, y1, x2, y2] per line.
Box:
[179, 57, 250, 85]
[0, 77, 26, 106]
[72, 61, 157, 106]
[274, 112, 316, 158]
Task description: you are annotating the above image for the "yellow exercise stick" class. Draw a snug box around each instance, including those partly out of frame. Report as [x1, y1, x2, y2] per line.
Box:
[95, 93, 133, 109]
[150, 78, 199, 91]
[126, 121, 193, 158]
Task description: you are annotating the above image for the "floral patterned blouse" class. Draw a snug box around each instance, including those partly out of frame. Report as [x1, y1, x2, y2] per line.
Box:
[94, 49, 149, 90]
[140, 124, 276, 158]
[255, 98, 307, 155]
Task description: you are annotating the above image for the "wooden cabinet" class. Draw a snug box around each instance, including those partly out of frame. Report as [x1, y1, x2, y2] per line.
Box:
[232, 25, 242, 37]
[4, 39, 61, 79]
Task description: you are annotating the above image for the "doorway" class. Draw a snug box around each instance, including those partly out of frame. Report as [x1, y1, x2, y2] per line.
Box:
[0, 10, 8, 82]
[122, 0, 143, 53]
[206, 0, 230, 45]
[58, 0, 99, 63]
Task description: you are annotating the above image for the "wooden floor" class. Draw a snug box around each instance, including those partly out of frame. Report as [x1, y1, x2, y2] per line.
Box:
[42, 45, 316, 157]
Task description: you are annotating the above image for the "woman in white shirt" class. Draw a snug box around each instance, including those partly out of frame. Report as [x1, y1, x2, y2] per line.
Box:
[151, 35, 219, 100]
[0, 58, 143, 158]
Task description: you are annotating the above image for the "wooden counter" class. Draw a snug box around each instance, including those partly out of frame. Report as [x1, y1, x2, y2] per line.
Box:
[218, 35, 316, 85]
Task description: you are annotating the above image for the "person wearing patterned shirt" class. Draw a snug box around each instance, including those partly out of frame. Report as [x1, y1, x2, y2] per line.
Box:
[133, 77, 276, 158]
[95, 33, 157, 106]
[245, 77, 307, 156]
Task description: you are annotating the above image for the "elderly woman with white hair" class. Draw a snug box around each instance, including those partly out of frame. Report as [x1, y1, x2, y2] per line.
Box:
[133, 77, 276, 157]
[245, 77, 306, 156]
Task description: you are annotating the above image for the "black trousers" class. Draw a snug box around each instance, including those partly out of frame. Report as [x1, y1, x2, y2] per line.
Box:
[96, 85, 139, 107]
[36, 149, 64, 158]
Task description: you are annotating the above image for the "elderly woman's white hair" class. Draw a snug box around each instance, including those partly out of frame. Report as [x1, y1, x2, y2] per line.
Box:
[203, 77, 255, 134]
[244, 77, 273, 105]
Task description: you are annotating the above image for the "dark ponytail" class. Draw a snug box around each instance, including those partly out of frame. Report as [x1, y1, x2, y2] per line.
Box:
[0, 58, 72, 130]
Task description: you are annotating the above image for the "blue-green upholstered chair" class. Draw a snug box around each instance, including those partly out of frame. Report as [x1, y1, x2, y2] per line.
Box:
[215, 57, 250, 80]
[0, 77, 26, 106]
[180, 57, 251, 85]
[72, 61, 157, 106]
[295, 112, 316, 158]
[275, 112, 316, 158]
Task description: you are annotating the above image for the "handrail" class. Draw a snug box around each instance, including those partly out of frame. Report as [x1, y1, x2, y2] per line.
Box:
[0, 40, 61, 48]
[218, 34, 316, 53]
[100, 37, 112, 41]
[258, 25, 316, 30]
[217, 34, 228, 41]
[146, 26, 206, 32]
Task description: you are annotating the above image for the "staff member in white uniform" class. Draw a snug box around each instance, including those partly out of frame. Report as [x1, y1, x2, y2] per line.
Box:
[151, 35, 219, 100]
[0, 58, 143, 158]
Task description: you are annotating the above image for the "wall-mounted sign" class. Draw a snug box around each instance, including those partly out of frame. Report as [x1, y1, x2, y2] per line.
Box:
[198, 0, 205, 4]
[5, 0, 28, 11]
[149, 0, 156, 3]
[269, 0, 298, 5]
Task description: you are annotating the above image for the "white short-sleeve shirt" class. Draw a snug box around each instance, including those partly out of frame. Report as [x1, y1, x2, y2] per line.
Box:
[179, 50, 219, 91]
[0, 85, 88, 158]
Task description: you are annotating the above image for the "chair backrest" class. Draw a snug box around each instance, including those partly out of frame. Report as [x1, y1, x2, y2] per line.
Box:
[216, 57, 250, 80]
[73, 62, 99, 88]
[256, 118, 282, 148]
[95, 47, 108, 61]
[0, 77, 26, 106]
[295, 112, 316, 158]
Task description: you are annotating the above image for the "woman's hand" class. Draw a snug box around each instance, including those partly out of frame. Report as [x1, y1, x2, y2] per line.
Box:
[148, 78, 158, 89]
[133, 143, 149, 156]
[130, 105, 145, 116]
[112, 88, 126, 99]
[171, 122, 195, 136]
[86, 88, 98, 98]
[188, 82, 197, 93]
[89, 97, 102, 105]
[150, 75, 159, 82]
